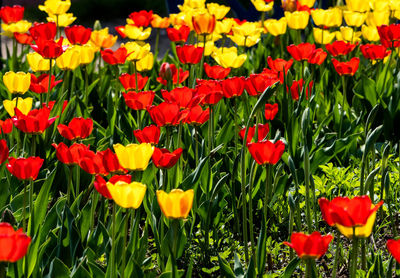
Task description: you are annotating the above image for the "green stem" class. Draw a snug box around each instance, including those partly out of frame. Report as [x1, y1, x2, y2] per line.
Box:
[248, 161, 257, 264]
[264, 165, 271, 223]
[12, 38, 17, 71]
[304, 143, 312, 233]
[110, 203, 116, 278]
[22, 181, 27, 232]
[84, 65, 89, 108]
[121, 209, 130, 278]
[332, 233, 341, 278]
[0, 263, 6, 278]
[75, 165, 81, 205]
[361, 239, 366, 270]
[305, 258, 313, 278]
[155, 29, 160, 57]
[198, 35, 207, 79]
[28, 178, 34, 235]
[46, 59, 53, 104]
[171, 219, 180, 278]
[338, 76, 346, 138]
[134, 61, 139, 93]
[381, 47, 394, 97]
[350, 229, 359, 278]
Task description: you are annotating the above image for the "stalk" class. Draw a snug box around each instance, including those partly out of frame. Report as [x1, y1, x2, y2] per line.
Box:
[28, 178, 34, 235]
[22, 181, 27, 232]
[198, 35, 207, 79]
[248, 161, 257, 260]
[0, 263, 6, 278]
[110, 203, 116, 278]
[75, 165, 81, 205]
[304, 141, 312, 233]
[381, 47, 394, 97]
[331, 233, 341, 278]
[338, 75, 346, 138]
[350, 229, 359, 278]
[264, 165, 271, 223]
[305, 258, 313, 278]
[121, 210, 131, 278]
[46, 59, 53, 104]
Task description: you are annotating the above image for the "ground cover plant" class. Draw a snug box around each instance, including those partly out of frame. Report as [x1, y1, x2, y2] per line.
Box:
[1, 0, 400, 277]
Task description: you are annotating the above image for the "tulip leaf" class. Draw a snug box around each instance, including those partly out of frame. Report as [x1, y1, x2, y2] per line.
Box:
[234, 253, 244, 278]
[218, 254, 235, 278]
[245, 257, 256, 278]
[47, 258, 70, 278]
[281, 257, 300, 278]
[364, 125, 383, 158]
[256, 217, 267, 275]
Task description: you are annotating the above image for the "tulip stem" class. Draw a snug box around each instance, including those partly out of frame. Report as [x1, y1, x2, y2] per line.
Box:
[134, 61, 139, 93]
[75, 165, 81, 205]
[171, 219, 180, 278]
[264, 164, 271, 224]
[121, 210, 130, 278]
[22, 181, 27, 232]
[46, 59, 53, 104]
[303, 141, 312, 233]
[248, 160, 257, 262]
[381, 47, 393, 98]
[350, 229, 359, 278]
[338, 75, 346, 138]
[155, 29, 160, 58]
[361, 239, 366, 270]
[84, 65, 89, 108]
[110, 203, 116, 278]
[28, 178, 34, 235]
[0, 262, 6, 278]
[198, 35, 207, 80]
[305, 258, 312, 278]
[332, 233, 341, 278]
[12, 37, 17, 71]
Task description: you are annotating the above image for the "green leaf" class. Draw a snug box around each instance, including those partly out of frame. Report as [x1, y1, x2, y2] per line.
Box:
[218, 254, 235, 278]
[256, 217, 267, 275]
[280, 257, 300, 278]
[47, 258, 70, 278]
[234, 253, 244, 278]
[33, 169, 56, 233]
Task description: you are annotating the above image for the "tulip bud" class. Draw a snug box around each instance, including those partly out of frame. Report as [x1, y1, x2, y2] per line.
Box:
[159, 63, 173, 81]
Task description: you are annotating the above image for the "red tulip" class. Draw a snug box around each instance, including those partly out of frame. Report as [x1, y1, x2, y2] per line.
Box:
[12, 107, 57, 134]
[162, 87, 200, 109]
[318, 195, 383, 227]
[283, 231, 333, 259]
[14, 32, 33, 45]
[0, 5, 24, 24]
[176, 45, 203, 64]
[267, 56, 293, 73]
[31, 37, 67, 59]
[245, 73, 279, 97]
[57, 117, 93, 141]
[157, 63, 189, 86]
[204, 63, 231, 80]
[195, 79, 224, 105]
[64, 25, 92, 45]
[221, 76, 245, 98]
[360, 44, 391, 60]
[29, 22, 57, 41]
[7, 156, 44, 181]
[101, 47, 128, 65]
[128, 10, 153, 27]
[115, 25, 127, 39]
[123, 91, 155, 110]
[30, 73, 62, 94]
[43, 100, 68, 114]
[98, 149, 127, 174]
[119, 73, 148, 91]
[287, 43, 316, 61]
[239, 123, 270, 144]
[325, 41, 358, 57]
[377, 24, 400, 48]
[247, 140, 285, 165]
[134, 125, 160, 144]
[166, 25, 191, 43]
[0, 139, 9, 164]
[290, 79, 314, 100]
[261, 68, 279, 79]
[0, 222, 31, 262]
[94, 174, 132, 199]
[152, 147, 183, 169]
[147, 102, 187, 126]
[308, 48, 327, 65]
[78, 149, 108, 176]
[183, 106, 209, 125]
[332, 57, 359, 76]
[0, 119, 13, 134]
[52, 143, 89, 165]
[265, 103, 278, 120]
[387, 239, 400, 264]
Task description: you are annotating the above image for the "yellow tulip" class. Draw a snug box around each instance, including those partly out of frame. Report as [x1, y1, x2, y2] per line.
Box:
[113, 143, 154, 171]
[299, 0, 316, 8]
[361, 24, 380, 41]
[393, 9, 400, 20]
[136, 52, 154, 72]
[3, 71, 31, 95]
[336, 211, 377, 239]
[212, 47, 247, 68]
[39, 0, 71, 15]
[263, 18, 287, 36]
[124, 25, 152, 40]
[56, 46, 80, 70]
[196, 40, 215, 56]
[215, 18, 235, 34]
[228, 34, 259, 47]
[106, 181, 146, 209]
[169, 12, 194, 28]
[157, 189, 194, 219]
[3, 97, 33, 117]
[285, 11, 310, 30]
[313, 27, 336, 44]
[1, 21, 32, 37]
[343, 10, 367, 27]
[232, 22, 263, 37]
[76, 45, 96, 65]
[390, 0, 400, 11]
[90, 28, 117, 49]
[207, 3, 230, 20]
[251, 0, 274, 12]
[365, 10, 390, 26]
[151, 14, 170, 28]
[336, 26, 362, 43]
[373, 0, 390, 11]
[204, 33, 222, 42]
[179, 0, 206, 10]
[122, 41, 151, 62]
[27, 52, 52, 72]
[346, 0, 370, 12]
[47, 13, 76, 27]
[310, 8, 342, 28]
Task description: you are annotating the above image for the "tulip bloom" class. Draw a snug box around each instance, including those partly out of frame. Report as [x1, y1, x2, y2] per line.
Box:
[7, 156, 44, 181]
[12, 107, 57, 134]
[64, 25, 92, 45]
[39, 0, 71, 15]
[184, 106, 209, 125]
[3, 71, 31, 94]
[134, 125, 160, 144]
[46, 13, 76, 27]
[0, 222, 31, 262]
[192, 13, 216, 35]
[123, 91, 155, 110]
[360, 44, 390, 60]
[113, 143, 154, 171]
[148, 102, 187, 126]
[29, 22, 57, 41]
[98, 149, 127, 174]
[157, 189, 195, 219]
[308, 48, 327, 65]
[336, 26, 362, 43]
[30, 73, 62, 94]
[343, 11, 367, 27]
[319, 195, 383, 238]
[76, 45, 96, 65]
[332, 58, 360, 76]
[78, 149, 108, 176]
[387, 239, 400, 264]
[264, 18, 287, 36]
[377, 24, 400, 48]
[204, 63, 231, 79]
[106, 181, 146, 209]
[325, 41, 358, 57]
[151, 14, 170, 28]
[290, 79, 314, 101]
[101, 47, 128, 65]
[31, 38, 67, 59]
[90, 28, 117, 49]
[265, 103, 279, 120]
[166, 25, 190, 43]
[14, 32, 34, 45]
[239, 123, 270, 144]
[128, 10, 153, 27]
[245, 74, 279, 97]
[267, 56, 293, 73]
[156, 63, 189, 86]
[56, 46, 81, 70]
[0, 119, 13, 134]
[136, 52, 154, 72]
[27, 52, 51, 72]
[0, 140, 9, 164]
[251, 0, 274, 12]
[161, 87, 200, 109]
[122, 41, 150, 62]
[119, 73, 149, 91]
[52, 143, 89, 165]
[0, 5, 24, 24]
[283, 232, 333, 259]
[176, 45, 203, 65]
[313, 28, 336, 44]
[287, 43, 316, 61]
[362, 25, 380, 42]
[3, 97, 32, 117]
[195, 80, 224, 105]
[247, 140, 285, 165]
[57, 117, 93, 141]
[152, 148, 183, 169]
[1, 20, 31, 38]
[212, 47, 247, 68]
[94, 175, 131, 199]
[221, 77, 245, 98]
[285, 11, 310, 30]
